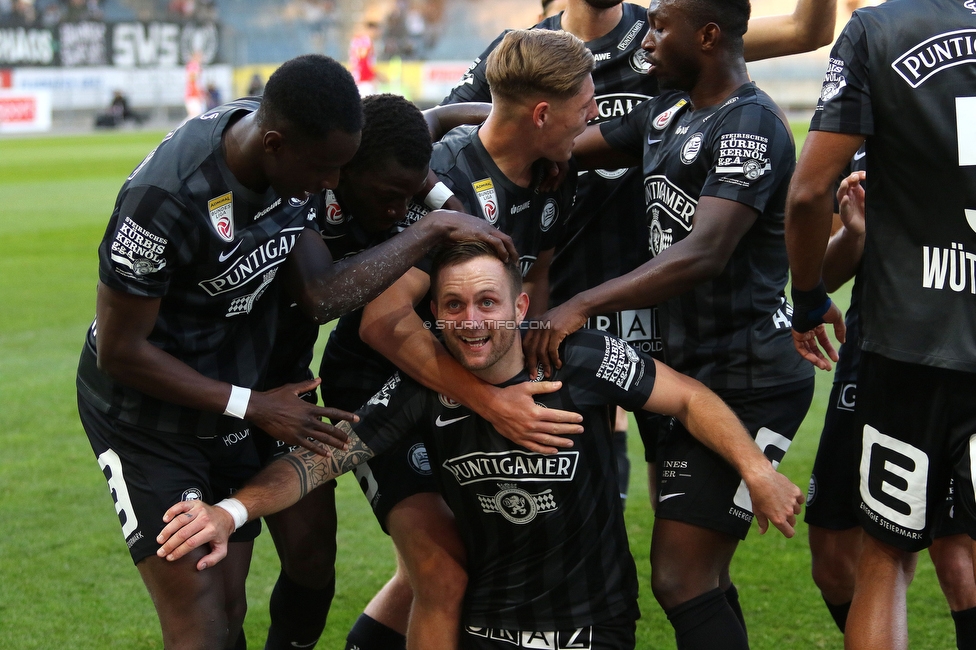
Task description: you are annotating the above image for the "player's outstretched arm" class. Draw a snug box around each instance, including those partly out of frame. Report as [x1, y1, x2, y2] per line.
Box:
[360, 268, 584, 455]
[525, 197, 757, 377]
[94, 283, 357, 456]
[644, 361, 803, 537]
[156, 421, 375, 569]
[572, 123, 641, 171]
[786, 130, 864, 370]
[743, 0, 837, 62]
[285, 209, 517, 325]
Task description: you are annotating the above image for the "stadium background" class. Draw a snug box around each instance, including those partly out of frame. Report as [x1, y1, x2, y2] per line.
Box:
[2, 0, 955, 648]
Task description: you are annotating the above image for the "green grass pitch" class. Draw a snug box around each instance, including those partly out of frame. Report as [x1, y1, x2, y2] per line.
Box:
[0, 129, 956, 648]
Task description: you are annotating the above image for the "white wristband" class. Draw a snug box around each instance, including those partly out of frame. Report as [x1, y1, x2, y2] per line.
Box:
[424, 181, 453, 210]
[223, 385, 250, 419]
[215, 498, 249, 532]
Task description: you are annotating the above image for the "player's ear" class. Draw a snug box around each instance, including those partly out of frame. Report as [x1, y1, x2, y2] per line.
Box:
[263, 129, 284, 153]
[532, 101, 550, 129]
[700, 22, 720, 52]
[515, 291, 529, 322]
[430, 298, 439, 319]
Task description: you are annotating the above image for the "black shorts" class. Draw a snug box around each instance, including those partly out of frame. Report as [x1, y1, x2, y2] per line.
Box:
[461, 612, 636, 650]
[327, 385, 438, 534]
[805, 380, 962, 538]
[654, 377, 815, 540]
[635, 410, 669, 464]
[854, 352, 976, 552]
[78, 395, 262, 564]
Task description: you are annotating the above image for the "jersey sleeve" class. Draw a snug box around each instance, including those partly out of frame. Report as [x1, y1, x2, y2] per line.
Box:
[809, 13, 873, 136]
[698, 101, 795, 214]
[352, 372, 429, 456]
[599, 97, 654, 160]
[97, 184, 186, 298]
[557, 329, 657, 412]
[439, 31, 507, 105]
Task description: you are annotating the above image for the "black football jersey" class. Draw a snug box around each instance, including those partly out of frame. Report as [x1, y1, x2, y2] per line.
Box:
[810, 0, 976, 373]
[319, 125, 574, 402]
[76, 99, 322, 436]
[601, 83, 812, 390]
[264, 190, 395, 387]
[353, 329, 652, 631]
[442, 3, 664, 356]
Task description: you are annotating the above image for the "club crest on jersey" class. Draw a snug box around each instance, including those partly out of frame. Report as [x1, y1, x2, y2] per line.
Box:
[653, 99, 688, 130]
[820, 57, 848, 102]
[477, 484, 558, 525]
[473, 178, 499, 225]
[630, 49, 654, 75]
[540, 199, 558, 232]
[324, 190, 344, 224]
[438, 393, 461, 409]
[208, 192, 234, 242]
[181, 488, 203, 501]
[407, 443, 432, 476]
[680, 132, 704, 164]
[289, 195, 310, 207]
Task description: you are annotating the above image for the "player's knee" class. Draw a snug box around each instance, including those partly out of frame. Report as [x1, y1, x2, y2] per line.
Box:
[811, 554, 856, 600]
[650, 562, 691, 610]
[224, 594, 248, 633]
[280, 550, 337, 586]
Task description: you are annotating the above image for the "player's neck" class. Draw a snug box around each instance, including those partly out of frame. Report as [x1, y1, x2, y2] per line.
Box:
[561, 0, 623, 43]
[687, 57, 750, 112]
[222, 113, 270, 193]
[479, 116, 540, 188]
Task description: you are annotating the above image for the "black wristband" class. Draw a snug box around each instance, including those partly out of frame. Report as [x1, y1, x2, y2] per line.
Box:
[791, 281, 832, 333]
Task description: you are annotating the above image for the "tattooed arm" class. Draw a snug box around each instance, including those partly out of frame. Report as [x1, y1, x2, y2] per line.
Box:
[155, 421, 375, 570]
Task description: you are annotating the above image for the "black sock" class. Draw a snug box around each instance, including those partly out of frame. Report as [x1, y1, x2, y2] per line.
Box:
[264, 572, 335, 650]
[665, 587, 749, 650]
[724, 583, 747, 640]
[612, 429, 630, 510]
[227, 629, 246, 650]
[344, 613, 406, 650]
[823, 597, 851, 633]
[951, 606, 976, 650]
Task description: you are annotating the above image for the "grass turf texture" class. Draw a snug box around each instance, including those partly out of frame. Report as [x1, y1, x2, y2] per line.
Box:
[0, 128, 956, 649]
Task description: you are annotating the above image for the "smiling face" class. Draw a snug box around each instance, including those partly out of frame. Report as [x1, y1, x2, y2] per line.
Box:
[540, 74, 598, 161]
[266, 127, 362, 202]
[641, 0, 702, 92]
[431, 255, 529, 384]
[338, 159, 428, 233]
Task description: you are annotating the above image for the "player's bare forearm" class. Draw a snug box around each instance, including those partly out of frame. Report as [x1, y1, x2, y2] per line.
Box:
[424, 103, 491, 140]
[787, 131, 865, 290]
[289, 214, 517, 324]
[743, 0, 837, 61]
[572, 124, 640, 171]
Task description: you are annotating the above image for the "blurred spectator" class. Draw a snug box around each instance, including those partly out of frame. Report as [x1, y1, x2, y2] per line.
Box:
[1, 0, 37, 27]
[349, 21, 381, 95]
[205, 82, 220, 110]
[62, 0, 101, 22]
[95, 90, 146, 128]
[184, 50, 204, 118]
[246, 73, 264, 96]
[39, 0, 61, 27]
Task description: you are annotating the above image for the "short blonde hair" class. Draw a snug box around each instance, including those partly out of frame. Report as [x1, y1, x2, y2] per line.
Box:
[485, 29, 594, 103]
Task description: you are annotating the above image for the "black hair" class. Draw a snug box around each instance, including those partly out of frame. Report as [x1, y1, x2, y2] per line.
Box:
[344, 93, 432, 173]
[684, 0, 750, 50]
[258, 54, 363, 139]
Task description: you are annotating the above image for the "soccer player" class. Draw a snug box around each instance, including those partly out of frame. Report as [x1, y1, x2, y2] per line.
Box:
[251, 93, 449, 650]
[156, 239, 805, 650]
[329, 29, 589, 649]
[521, 1, 815, 646]
[786, 0, 976, 642]
[804, 164, 976, 645]
[441, 0, 835, 515]
[76, 55, 517, 650]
